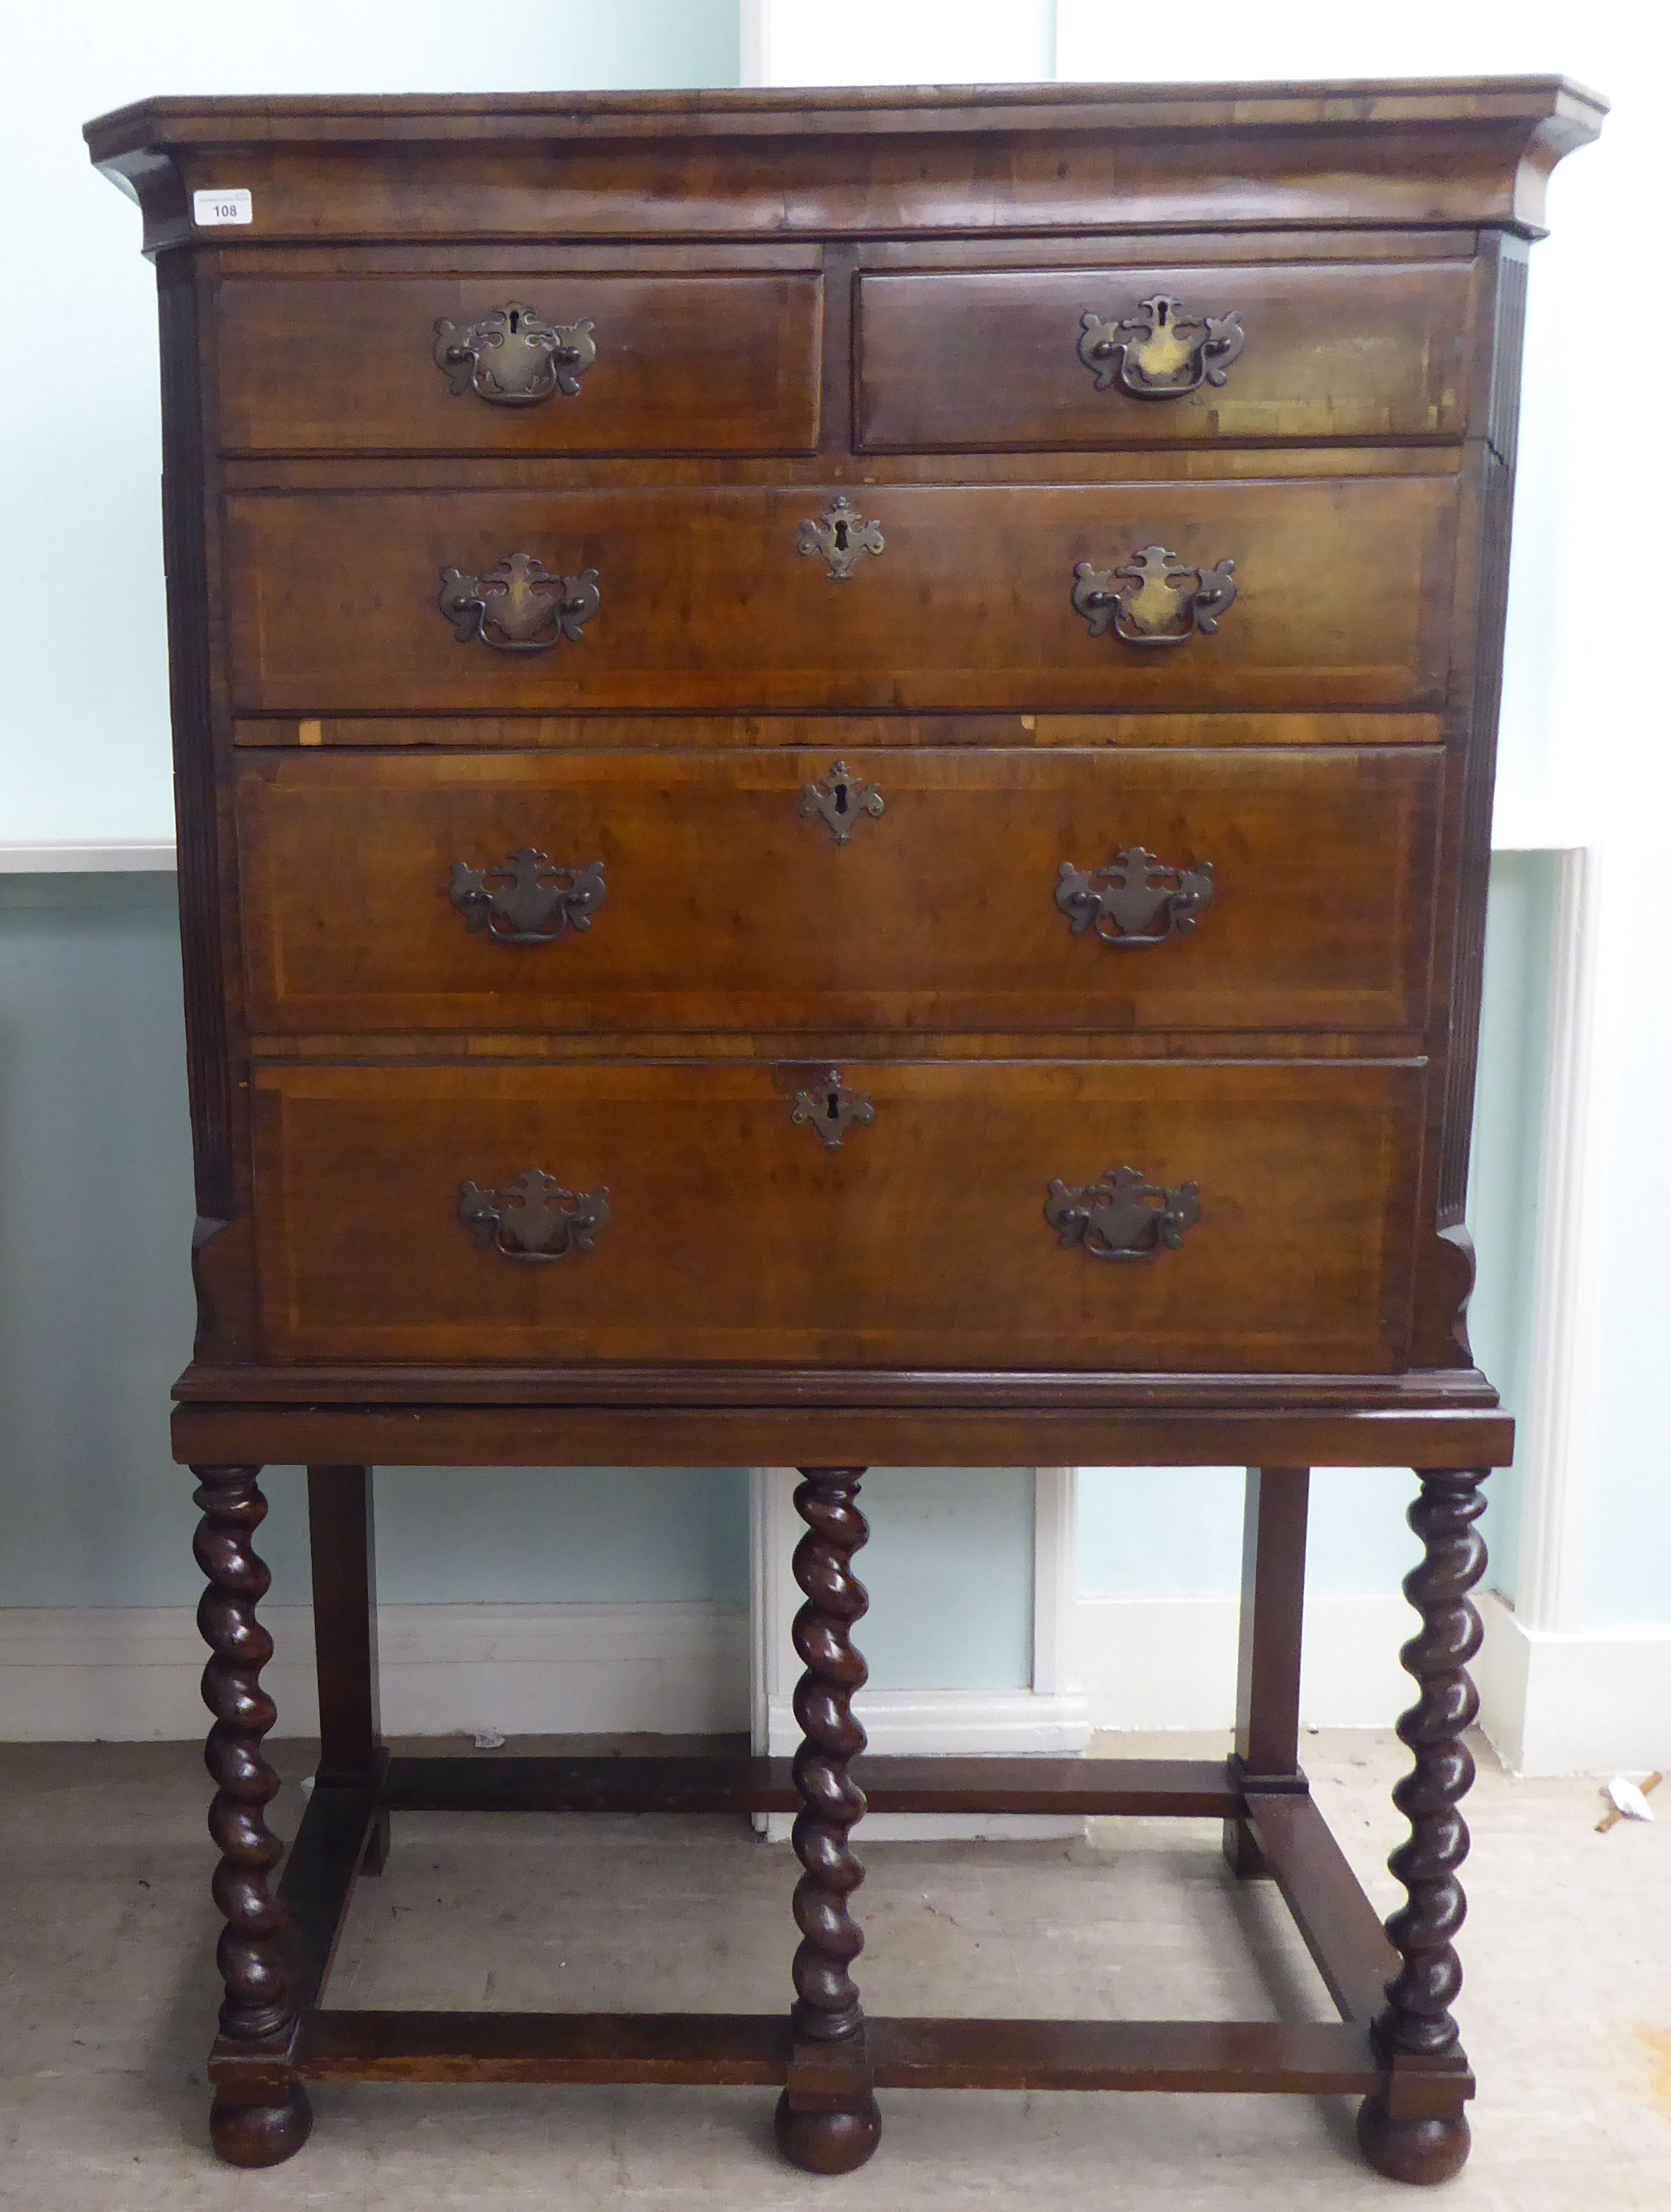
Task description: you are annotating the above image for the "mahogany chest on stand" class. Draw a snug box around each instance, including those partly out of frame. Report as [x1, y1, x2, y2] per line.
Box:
[86, 74, 1603, 2183]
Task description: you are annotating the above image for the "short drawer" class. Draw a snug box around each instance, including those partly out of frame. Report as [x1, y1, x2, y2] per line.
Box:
[226, 478, 1458, 715]
[251, 1059, 1422, 1370]
[215, 273, 824, 454]
[236, 746, 1440, 1035]
[856, 261, 1477, 450]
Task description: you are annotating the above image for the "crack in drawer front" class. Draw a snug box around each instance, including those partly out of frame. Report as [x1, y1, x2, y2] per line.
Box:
[216, 273, 824, 455]
[251, 1059, 1422, 1370]
[225, 479, 1458, 715]
[236, 745, 1440, 1036]
[856, 262, 1477, 450]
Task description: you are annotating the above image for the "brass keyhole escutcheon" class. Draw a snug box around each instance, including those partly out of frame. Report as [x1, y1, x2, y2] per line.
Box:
[790, 1070, 876, 1152]
[798, 494, 885, 580]
[799, 761, 884, 845]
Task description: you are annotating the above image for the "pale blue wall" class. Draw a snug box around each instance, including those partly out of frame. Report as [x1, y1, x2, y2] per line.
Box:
[0, 874, 749, 1613]
[859, 1470, 1034, 1690]
[1582, 971, 1671, 1626]
[1078, 852, 1557, 1603]
[2, 0, 742, 842]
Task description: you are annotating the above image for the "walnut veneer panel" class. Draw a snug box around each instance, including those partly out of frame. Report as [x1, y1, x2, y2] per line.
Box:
[856, 262, 1478, 450]
[251, 1060, 1422, 1370]
[225, 479, 1459, 714]
[217, 274, 824, 454]
[231, 711, 1446, 751]
[87, 81, 1607, 249]
[236, 745, 1440, 1036]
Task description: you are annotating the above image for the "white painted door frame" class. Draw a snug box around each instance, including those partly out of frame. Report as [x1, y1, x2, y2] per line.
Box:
[1472, 839, 1671, 1774]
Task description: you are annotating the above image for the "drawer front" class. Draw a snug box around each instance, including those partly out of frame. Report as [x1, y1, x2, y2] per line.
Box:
[237, 746, 1439, 1035]
[857, 262, 1476, 450]
[227, 480, 1457, 714]
[252, 1061, 1422, 1370]
[216, 274, 824, 454]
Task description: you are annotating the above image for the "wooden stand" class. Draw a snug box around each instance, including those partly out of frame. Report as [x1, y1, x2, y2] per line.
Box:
[182, 1408, 1494, 2186]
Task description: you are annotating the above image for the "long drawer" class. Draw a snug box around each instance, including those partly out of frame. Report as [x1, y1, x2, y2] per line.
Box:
[250, 1059, 1421, 1370]
[236, 746, 1440, 1035]
[216, 272, 825, 455]
[856, 261, 1477, 450]
[225, 479, 1459, 715]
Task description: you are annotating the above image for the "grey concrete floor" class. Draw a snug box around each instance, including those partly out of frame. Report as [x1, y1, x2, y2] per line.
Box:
[0, 1730, 1666, 2208]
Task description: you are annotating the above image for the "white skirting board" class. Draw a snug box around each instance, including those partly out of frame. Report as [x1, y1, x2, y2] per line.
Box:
[1076, 1590, 1418, 1732]
[0, 1600, 749, 1744]
[11, 1589, 1662, 1777]
[1475, 1588, 1671, 1775]
[0, 1590, 1431, 1749]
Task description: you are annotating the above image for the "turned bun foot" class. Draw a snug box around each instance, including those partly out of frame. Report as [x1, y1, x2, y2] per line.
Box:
[209, 2084, 313, 2167]
[774, 2091, 882, 2175]
[1356, 2093, 1470, 2185]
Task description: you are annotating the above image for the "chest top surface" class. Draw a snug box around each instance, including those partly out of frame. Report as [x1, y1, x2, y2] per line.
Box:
[86, 80, 1600, 1444]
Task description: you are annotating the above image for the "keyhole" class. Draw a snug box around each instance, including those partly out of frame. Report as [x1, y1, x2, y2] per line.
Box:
[833, 519, 850, 552]
[834, 780, 849, 815]
[507, 307, 523, 332]
[826, 1091, 840, 1122]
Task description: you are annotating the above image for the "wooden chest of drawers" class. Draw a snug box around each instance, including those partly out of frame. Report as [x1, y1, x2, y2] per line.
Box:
[89, 76, 1602, 2185]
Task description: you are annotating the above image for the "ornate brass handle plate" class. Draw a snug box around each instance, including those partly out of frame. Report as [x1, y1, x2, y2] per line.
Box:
[448, 847, 607, 946]
[438, 553, 600, 652]
[1056, 846, 1214, 949]
[433, 304, 597, 404]
[799, 760, 884, 844]
[1045, 1166, 1201, 1262]
[1073, 546, 1236, 646]
[1077, 297, 1245, 399]
[457, 1172, 610, 1263]
[799, 494, 885, 580]
[791, 1069, 875, 1151]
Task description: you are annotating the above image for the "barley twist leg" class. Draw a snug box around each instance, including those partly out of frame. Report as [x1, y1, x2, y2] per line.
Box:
[1358, 1467, 1487, 2185]
[193, 1465, 311, 2166]
[774, 1466, 881, 2175]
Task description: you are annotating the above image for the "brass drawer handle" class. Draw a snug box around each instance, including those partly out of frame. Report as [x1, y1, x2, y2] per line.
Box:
[799, 494, 885, 580]
[458, 1172, 610, 1263]
[449, 847, 607, 946]
[438, 553, 600, 652]
[433, 304, 597, 404]
[1056, 846, 1214, 948]
[791, 1069, 875, 1151]
[799, 760, 884, 844]
[1045, 1166, 1201, 1262]
[1073, 545, 1236, 647]
[1077, 297, 1245, 399]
